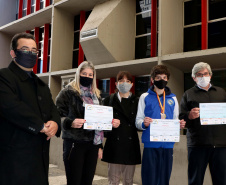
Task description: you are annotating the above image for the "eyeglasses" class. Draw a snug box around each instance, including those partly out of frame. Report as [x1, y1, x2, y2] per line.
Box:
[196, 72, 210, 77]
[17, 46, 39, 56]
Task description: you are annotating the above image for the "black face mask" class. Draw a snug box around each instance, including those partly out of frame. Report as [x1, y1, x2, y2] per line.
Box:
[15, 50, 37, 68]
[154, 79, 168, 89]
[80, 76, 93, 87]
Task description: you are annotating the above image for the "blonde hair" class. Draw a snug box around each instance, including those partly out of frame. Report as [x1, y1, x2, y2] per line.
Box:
[69, 61, 100, 98]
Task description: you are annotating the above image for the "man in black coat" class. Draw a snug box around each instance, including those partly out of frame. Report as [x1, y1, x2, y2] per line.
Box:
[0, 32, 61, 185]
[179, 62, 226, 185]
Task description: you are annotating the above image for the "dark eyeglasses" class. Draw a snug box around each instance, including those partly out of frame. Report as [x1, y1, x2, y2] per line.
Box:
[196, 72, 210, 77]
[17, 46, 39, 56]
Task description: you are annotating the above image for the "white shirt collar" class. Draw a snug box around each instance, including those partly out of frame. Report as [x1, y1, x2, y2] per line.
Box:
[197, 83, 212, 91]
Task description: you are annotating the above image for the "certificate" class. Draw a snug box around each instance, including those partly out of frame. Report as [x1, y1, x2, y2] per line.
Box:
[200, 103, 226, 125]
[84, 104, 113, 130]
[150, 119, 180, 142]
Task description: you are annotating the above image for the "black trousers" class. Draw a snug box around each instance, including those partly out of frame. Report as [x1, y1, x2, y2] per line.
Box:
[188, 147, 226, 185]
[63, 139, 99, 185]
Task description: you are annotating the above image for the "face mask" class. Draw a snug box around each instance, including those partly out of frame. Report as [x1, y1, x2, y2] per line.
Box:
[196, 77, 210, 87]
[80, 76, 93, 87]
[14, 50, 37, 68]
[154, 79, 168, 89]
[117, 82, 132, 94]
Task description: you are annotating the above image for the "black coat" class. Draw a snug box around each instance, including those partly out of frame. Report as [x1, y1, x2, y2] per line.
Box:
[0, 62, 61, 185]
[56, 85, 102, 142]
[102, 93, 141, 165]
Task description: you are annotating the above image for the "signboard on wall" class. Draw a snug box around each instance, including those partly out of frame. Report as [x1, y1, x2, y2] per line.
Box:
[80, 28, 98, 40]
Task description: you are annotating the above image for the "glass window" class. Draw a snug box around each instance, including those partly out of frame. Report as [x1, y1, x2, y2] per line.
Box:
[209, 0, 226, 21]
[47, 56, 50, 72]
[72, 50, 79, 68]
[16, 0, 19, 19]
[23, 0, 27, 9]
[40, 0, 44, 9]
[39, 27, 44, 41]
[48, 40, 51, 55]
[31, 0, 35, 13]
[208, 20, 226, 49]
[135, 76, 150, 97]
[37, 59, 43, 74]
[22, 10, 26, 17]
[31, 6, 35, 13]
[49, 24, 52, 38]
[50, 0, 53, 5]
[184, 25, 201, 52]
[73, 31, 79, 49]
[22, 0, 27, 17]
[135, 35, 151, 59]
[99, 79, 110, 99]
[184, 0, 201, 26]
[136, 12, 151, 35]
[74, 15, 80, 31]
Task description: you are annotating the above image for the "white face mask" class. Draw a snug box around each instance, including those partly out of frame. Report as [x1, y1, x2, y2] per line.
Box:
[117, 82, 132, 94]
[196, 76, 211, 87]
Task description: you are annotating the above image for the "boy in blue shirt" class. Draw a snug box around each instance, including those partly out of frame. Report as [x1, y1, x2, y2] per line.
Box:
[136, 65, 185, 185]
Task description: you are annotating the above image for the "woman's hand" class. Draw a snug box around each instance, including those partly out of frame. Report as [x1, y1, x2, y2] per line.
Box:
[71, 119, 86, 128]
[112, 119, 120, 128]
[180, 119, 186, 129]
[144, 117, 152, 127]
[98, 148, 103, 159]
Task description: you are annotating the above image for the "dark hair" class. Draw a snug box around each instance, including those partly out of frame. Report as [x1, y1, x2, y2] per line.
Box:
[10, 32, 36, 51]
[116, 71, 133, 82]
[150, 65, 170, 80]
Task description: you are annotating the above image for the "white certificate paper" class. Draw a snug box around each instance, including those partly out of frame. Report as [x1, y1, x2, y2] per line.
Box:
[200, 103, 226, 125]
[84, 104, 113, 130]
[150, 119, 180, 142]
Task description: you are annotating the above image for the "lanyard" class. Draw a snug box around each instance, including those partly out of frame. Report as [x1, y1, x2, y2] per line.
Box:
[155, 90, 166, 119]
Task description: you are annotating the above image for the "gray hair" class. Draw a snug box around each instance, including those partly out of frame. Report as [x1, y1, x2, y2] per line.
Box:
[69, 61, 100, 97]
[191, 62, 212, 78]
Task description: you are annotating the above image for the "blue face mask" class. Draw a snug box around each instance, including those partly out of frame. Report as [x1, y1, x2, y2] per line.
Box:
[14, 50, 37, 68]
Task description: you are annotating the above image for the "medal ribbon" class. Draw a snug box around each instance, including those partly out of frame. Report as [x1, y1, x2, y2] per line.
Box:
[156, 90, 165, 114]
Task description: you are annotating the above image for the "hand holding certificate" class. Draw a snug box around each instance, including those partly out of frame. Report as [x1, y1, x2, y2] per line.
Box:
[200, 103, 226, 125]
[84, 104, 113, 130]
[150, 119, 180, 142]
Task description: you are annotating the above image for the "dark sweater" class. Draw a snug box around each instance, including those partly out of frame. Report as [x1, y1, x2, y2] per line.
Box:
[179, 85, 226, 147]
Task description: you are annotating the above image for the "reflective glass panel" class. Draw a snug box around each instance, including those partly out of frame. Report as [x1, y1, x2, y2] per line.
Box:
[135, 35, 151, 59]
[209, 0, 226, 20]
[135, 76, 150, 97]
[184, 25, 201, 52]
[99, 79, 110, 99]
[184, 0, 201, 25]
[136, 12, 151, 35]
[72, 50, 79, 68]
[208, 20, 226, 49]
